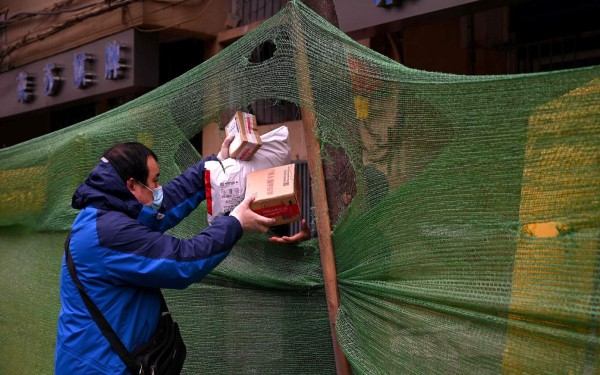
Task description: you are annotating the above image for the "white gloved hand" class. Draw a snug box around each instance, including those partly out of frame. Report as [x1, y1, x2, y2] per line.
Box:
[217, 134, 235, 161]
[230, 195, 276, 233]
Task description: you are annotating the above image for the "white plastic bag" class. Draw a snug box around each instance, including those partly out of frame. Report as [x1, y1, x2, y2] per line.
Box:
[205, 125, 291, 224]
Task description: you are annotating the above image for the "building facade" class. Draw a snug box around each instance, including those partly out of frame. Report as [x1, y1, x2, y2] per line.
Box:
[1, 0, 599, 149]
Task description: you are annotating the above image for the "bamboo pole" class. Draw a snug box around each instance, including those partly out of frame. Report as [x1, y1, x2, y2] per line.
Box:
[292, 5, 352, 375]
[301, 108, 352, 375]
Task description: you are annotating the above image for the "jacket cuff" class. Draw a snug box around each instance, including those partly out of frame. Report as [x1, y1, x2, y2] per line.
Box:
[217, 214, 244, 242]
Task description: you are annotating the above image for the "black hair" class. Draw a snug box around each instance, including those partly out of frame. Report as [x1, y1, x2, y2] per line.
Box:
[102, 142, 158, 184]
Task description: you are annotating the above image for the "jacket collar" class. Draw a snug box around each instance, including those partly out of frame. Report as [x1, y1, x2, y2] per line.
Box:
[71, 158, 143, 218]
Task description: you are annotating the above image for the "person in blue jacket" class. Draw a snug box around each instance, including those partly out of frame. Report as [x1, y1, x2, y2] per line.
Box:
[55, 138, 275, 374]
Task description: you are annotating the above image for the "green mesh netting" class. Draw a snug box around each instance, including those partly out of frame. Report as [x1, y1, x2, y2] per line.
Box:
[1, 1, 599, 374]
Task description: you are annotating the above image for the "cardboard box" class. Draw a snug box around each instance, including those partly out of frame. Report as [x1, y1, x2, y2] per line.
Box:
[225, 111, 262, 161]
[245, 164, 302, 226]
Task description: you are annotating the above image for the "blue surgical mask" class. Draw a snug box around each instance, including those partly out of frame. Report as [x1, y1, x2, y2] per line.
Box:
[138, 181, 163, 210]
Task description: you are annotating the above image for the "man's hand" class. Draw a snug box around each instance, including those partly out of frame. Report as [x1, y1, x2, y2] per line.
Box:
[230, 195, 276, 233]
[269, 219, 311, 244]
[217, 134, 235, 161]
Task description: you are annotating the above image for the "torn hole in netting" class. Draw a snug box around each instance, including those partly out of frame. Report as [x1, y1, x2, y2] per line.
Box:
[249, 39, 277, 64]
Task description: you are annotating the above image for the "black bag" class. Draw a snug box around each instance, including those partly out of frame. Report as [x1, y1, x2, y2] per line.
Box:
[130, 311, 186, 374]
[64, 232, 186, 374]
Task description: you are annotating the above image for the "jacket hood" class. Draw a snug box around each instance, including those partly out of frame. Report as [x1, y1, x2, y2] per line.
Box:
[72, 157, 142, 218]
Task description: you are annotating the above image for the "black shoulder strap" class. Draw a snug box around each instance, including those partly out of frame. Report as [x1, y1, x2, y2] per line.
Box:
[64, 231, 168, 370]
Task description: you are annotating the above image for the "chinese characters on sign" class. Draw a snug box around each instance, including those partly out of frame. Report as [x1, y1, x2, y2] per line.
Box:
[17, 41, 128, 103]
[73, 52, 94, 89]
[43, 63, 61, 96]
[373, 0, 400, 7]
[105, 41, 125, 79]
[17, 71, 34, 103]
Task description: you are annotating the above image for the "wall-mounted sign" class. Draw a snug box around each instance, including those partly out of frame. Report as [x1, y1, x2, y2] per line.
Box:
[73, 52, 94, 89]
[1, 29, 159, 116]
[16, 41, 127, 102]
[16, 71, 34, 103]
[105, 41, 126, 79]
[43, 63, 62, 96]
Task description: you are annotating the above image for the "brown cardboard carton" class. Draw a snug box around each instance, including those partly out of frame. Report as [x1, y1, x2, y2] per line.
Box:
[225, 111, 262, 161]
[245, 164, 301, 226]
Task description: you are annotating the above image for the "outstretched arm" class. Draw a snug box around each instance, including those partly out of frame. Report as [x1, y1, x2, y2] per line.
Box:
[141, 135, 236, 232]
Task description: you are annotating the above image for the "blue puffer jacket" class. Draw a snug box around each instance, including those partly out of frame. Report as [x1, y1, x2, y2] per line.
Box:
[55, 155, 243, 374]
